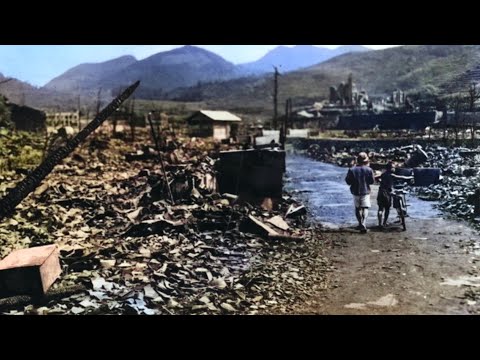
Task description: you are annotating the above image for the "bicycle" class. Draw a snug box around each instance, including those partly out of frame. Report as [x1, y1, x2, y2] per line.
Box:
[391, 185, 408, 231]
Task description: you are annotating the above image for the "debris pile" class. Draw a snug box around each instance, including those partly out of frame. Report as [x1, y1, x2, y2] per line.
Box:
[306, 143, 431, 170]
[413, 147, 480, 224]
[0, 130, 329, 314]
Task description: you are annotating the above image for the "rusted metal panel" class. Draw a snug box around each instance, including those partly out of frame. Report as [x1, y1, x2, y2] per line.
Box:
[413, 168, 441, 187]
[0, 245, 61, 297]
[239, 215, 279, 238]
[216, 149, 286, 198]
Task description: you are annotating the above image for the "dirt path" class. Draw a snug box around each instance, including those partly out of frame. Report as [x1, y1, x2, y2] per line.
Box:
[292, 217, 480, 315]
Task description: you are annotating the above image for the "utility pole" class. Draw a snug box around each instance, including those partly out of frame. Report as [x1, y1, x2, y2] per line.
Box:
[273, 66, 280, 130]
[95, 88, 102, 116]
[77, 95, 81, 131]
[280, 98, 292, 149]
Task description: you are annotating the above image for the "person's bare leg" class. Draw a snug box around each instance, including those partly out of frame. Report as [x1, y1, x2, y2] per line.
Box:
[383, 208, 390, 226]
[355, 208, 362, 229]
[355, 207, 362, 227]
[378, 208, 384, 227]
[362, 208, 369, 228]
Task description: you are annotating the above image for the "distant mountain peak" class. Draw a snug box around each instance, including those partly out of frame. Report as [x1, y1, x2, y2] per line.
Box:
[238, 45, 371, 75]
[43, 46, 237, 98]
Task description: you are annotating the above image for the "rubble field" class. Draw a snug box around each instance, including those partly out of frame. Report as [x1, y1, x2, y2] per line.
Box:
[0, 129, 330, 315]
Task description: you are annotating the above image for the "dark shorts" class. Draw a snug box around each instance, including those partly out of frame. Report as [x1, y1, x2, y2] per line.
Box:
[377, 188, 392, 209]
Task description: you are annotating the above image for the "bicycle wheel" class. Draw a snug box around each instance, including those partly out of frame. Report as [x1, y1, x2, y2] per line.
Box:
[398, 198, 407, 231]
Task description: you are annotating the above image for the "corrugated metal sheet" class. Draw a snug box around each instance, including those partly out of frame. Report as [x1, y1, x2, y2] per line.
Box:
[288, 129, 310, 138]
[256, 130, 280, 145]
[199, 110, 241, 122]
[297, 110, 314, 118]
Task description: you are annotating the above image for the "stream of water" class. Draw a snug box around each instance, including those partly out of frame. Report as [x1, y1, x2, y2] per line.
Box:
[285, 154, 441, 227]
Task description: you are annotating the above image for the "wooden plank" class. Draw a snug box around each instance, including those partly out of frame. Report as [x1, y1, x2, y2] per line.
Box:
[240, 215, 279, 238]
[0, 245, 62, 297]
[267, 215, 289, 230]
[268, 234, 304, 242]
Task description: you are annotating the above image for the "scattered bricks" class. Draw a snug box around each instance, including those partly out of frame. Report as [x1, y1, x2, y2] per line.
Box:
[0, 245, 61, 298]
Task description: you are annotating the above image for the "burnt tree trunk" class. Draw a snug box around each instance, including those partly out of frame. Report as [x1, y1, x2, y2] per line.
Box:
[0, 81, 140, 222]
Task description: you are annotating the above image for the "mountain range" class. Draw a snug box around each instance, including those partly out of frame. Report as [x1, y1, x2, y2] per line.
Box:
[2, 45, 480, 115]
[41, 45, 369, 99]
[169, 45, 480, 114]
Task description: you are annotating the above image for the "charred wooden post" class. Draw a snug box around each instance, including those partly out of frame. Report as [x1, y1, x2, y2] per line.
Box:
[0, 284, 87, 311]
[280, 98, 292, 149]
[147, 112, 175, 204]
[0, 81, 140, 222]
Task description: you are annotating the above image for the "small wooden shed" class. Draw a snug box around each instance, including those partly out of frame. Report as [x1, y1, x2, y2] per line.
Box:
[186, 110, 241, 140]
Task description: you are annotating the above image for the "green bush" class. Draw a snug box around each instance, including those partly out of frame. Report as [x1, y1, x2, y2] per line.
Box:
[0, 130, 45, 173]
[0, 96, 12, 129]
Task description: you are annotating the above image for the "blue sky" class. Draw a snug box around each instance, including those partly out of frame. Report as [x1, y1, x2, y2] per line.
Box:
[0, 45, 399, 87]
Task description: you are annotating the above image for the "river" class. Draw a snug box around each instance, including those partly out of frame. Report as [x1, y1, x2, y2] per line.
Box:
[284, 154, 441, 227]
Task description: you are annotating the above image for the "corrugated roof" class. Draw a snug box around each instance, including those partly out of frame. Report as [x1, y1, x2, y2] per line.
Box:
[297, 110, 314, 118]
[199, 110, 242, 122]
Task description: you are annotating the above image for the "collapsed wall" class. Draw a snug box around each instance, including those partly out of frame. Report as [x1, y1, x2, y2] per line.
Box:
[8, 104, 46, 132]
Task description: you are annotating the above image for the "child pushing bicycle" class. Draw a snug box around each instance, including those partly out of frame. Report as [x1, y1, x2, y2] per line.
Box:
[376, 161, 414, 229]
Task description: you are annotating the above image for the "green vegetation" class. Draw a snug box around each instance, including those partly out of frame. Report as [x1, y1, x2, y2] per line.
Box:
[0, 130, 44, 174]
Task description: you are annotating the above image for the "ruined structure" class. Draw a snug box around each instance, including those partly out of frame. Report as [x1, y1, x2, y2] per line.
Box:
[392, 89, 405, 107]
[186, 110, 241, 141]
[287, 73, 438, 134]
[328, 74, 368, 107]
[46, 111, 80, 128]
[9, 103, 46, 132]
[0, 95, 46, 132]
